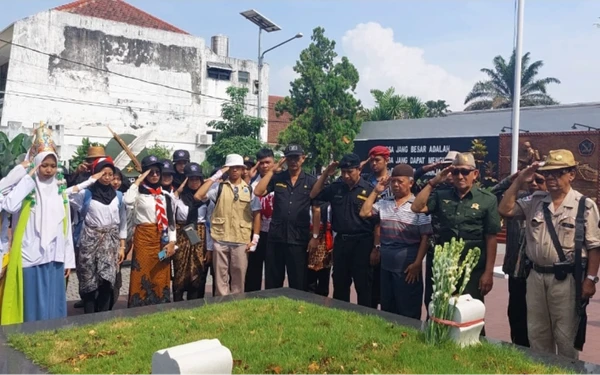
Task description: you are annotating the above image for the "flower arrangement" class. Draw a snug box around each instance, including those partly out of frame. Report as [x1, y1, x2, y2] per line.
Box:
[425, 237, 481, 345]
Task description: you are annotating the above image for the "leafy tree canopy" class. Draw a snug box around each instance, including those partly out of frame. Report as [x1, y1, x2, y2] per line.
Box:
[205, 86, 266, 167]
[362, 88, 450, 121]
[70, 138, 104, 170]
[276, 27, 362, 171]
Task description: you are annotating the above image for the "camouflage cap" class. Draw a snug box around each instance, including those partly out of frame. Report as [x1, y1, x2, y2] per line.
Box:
[538, 149, 578, 171]
[452, 152, 476, 169]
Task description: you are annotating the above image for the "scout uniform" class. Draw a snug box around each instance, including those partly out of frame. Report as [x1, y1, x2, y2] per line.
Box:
[426, 153, 501, 303]
[513, 150, 600, 359]
[315, 153, 377, 307]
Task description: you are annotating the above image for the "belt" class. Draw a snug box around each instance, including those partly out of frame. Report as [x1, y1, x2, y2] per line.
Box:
[337, 233, 372, 241]
[532, 263, 574, 274]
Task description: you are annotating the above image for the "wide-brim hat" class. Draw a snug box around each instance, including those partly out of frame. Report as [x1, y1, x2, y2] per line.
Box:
[224, 154, 245, 167]
[87, 146, 106, 159]
[538, 149, 578, 171]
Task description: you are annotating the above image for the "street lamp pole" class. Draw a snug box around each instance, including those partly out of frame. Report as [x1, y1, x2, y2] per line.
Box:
[510, 0, 525, 174]
[257, 33, 303, 119]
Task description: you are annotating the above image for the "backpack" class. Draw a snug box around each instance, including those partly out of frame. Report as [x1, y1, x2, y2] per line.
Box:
[73, 189, 123, 246]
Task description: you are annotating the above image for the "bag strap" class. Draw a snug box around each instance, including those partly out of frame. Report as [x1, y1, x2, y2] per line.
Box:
[574, 196, 587, 315]
[542, 202, 567, 262]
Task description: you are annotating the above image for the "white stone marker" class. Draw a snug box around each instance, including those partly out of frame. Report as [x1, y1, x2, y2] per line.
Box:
[152, 339, 233, 374]
[448, 294, 486, 348]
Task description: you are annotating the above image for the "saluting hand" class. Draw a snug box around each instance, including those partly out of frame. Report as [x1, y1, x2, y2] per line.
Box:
[515, 162, 540, 184]
[28, 164, 40, 178]
[374, 175, 390, 194]
[91, 169, 106, 181]
[134, 170, 151, 186]
[324, 161, 339, 177]
[175, 178, 188, 197]
[359, 157, 372, 171]
[430, 165, 453, 186]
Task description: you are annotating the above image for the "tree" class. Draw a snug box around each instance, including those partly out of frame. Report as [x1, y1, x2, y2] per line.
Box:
[146, 142, 172, 160]
[276, 27, 362, 172]
[70, 137, 104, 171]
[362, 88, 449, 121]
[464, 50, 561, 111]
[424, 100, 451, 118]
[0, 132, 32, 177]
[205, 86, 265, 167]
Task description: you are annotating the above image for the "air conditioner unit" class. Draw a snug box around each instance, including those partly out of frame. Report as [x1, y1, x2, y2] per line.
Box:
[196, 134, 211, 145]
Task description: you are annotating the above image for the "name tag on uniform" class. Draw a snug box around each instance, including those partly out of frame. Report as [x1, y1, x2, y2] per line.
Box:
[357, 195, 368, 201]
[275, 183, 287, 188]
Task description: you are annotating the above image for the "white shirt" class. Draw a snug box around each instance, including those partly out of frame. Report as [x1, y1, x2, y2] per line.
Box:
[70, 190, 128, 239]
[1, 175, 75, 269]
[124, 184, 176, 242]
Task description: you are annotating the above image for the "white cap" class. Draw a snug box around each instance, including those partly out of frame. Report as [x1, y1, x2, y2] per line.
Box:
[224, 154, 245, 167]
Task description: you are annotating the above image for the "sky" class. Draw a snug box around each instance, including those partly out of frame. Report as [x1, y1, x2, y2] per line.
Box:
[1, 1, 599, 112]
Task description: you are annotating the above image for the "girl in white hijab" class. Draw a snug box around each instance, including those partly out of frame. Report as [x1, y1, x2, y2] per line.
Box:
[0, 151, 75, 324]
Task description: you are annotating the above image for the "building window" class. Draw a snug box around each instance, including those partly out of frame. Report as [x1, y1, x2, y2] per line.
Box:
[238, 71, 250, 84]
[207, 67, 231, 81]
[0, 63, 8, 99]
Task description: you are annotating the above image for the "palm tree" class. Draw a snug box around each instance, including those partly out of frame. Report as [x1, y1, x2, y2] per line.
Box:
[425, 100, 451, 117]
[363, 88, 440, 120]
[464, 50, 561, 111]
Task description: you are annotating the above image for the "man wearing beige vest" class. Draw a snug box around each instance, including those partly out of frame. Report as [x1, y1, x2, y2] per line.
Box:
[195, 154, 261, 296]
[499, 149, 600, 359]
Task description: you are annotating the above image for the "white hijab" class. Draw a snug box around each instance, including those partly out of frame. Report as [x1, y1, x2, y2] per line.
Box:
[33, 151, 65, 251]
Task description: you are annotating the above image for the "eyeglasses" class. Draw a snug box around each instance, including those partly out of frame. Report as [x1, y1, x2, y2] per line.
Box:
[539, 169, 570, 178]
[451, 168, 474, 176]
[233, 186, 239, 201]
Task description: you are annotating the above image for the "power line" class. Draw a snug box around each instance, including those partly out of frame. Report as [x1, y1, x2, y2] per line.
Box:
[0, 37, 273, 109]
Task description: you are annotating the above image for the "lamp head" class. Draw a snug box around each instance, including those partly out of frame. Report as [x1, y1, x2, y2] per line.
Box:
[572, 124, 577, 130]
[295, 33, 303, 39]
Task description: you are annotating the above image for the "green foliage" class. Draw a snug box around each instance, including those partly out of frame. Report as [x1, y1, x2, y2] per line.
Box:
[205, 136, 264, 167]
[70, 138, 104, 170]
[206, 86, 266, 167]
[362, 88, 449, 121]
[464, 50, 561, 111]
[145, 142, 172, 161]
[0, 132, 32, 177]
[208, 86, 263, 140]
[276, 27, 362, 172]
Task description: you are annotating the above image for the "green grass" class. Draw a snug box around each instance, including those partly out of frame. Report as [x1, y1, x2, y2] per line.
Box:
[9, 297, 568, 374]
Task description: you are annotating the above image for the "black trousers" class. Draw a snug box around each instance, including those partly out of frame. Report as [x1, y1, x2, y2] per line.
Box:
[307, 268, 331, 297]
[245, 231, 269, 292]
[265, 241, 308, 291]
[381, 268, 423, 320]
[508, 276, 530, 347]
[371, 263, 381, 308]
[82, 280, 112, 314]
[332, 234, 374, 307]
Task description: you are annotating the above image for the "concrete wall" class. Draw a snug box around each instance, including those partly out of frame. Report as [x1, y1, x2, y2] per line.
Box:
[0, 10, 269, 162]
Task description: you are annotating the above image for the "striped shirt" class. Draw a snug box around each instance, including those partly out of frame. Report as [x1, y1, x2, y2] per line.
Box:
[372, 195, 433, 271]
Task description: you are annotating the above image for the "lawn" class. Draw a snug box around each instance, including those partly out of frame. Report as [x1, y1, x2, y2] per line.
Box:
[9, 297, 568, 374]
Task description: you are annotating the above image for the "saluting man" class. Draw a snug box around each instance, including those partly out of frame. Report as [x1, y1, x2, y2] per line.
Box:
[412, 152, 501, 322]
[499, 150, 600, 359]
[310, 153, 379, 307]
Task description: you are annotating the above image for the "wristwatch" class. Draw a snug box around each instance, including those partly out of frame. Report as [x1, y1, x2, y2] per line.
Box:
[374, 244, 381, 250]
[312, 233, 319, 239]
[587, 275, 599, 284]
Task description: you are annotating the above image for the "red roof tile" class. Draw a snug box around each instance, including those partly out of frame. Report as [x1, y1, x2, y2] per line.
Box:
[55, 0, 189, 35]
[268, 95, 293, 144]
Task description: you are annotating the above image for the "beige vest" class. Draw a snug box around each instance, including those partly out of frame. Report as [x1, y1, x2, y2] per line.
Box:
[211, 181, 254, 244]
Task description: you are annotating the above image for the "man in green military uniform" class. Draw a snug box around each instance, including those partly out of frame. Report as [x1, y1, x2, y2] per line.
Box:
[412, 152, 501, 310]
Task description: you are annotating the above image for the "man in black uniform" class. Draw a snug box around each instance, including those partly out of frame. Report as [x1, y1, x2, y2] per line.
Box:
[172, 149, 190, 190]
[254, 145, 321, 291]
[310, 153, 378, 307]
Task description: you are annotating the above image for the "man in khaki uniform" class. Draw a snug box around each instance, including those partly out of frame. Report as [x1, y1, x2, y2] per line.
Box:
[499, 149, 600, 359]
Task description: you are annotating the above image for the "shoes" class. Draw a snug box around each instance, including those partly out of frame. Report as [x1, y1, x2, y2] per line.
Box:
[74, 299, 84, 308]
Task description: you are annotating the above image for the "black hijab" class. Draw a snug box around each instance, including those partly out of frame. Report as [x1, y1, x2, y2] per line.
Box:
[180, 181, 204, 225]
[138, 162, 175, 228]
[90, 160, 117, 205]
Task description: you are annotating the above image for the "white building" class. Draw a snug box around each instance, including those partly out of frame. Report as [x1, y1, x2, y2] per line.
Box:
[0, 0, 269, 162]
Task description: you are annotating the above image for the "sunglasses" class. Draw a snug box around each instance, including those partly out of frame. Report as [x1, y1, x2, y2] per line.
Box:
[527, 177, 546, 184]
[233, 186, 239, 201]
[539, 169, 570, 178]
[451, 168, 474, 176]
[148, 169, 161, 176]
